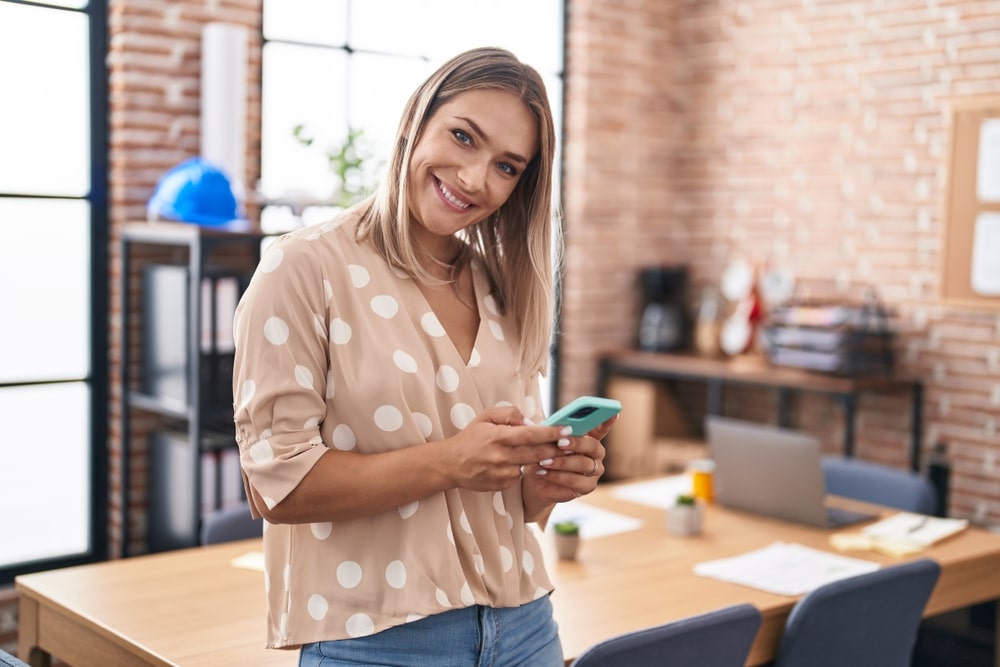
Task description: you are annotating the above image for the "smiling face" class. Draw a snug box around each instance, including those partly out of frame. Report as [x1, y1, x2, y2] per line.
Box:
[406, 88, 538, 256]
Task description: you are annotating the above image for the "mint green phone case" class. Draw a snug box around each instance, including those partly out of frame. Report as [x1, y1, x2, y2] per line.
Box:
[543, 395, 622, 436]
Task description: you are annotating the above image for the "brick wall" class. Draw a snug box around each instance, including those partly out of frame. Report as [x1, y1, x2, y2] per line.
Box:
[107, 0, 262, 557]
[562, 0, 1000, 522]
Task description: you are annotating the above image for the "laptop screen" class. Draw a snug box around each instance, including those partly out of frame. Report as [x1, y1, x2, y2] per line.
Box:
[705, 416, 830, 527]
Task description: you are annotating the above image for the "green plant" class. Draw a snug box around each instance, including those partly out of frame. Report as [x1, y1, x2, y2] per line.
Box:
[554, 520, 580, 536]
[291, 124, 377, 208]
[675, 493, 696, 506]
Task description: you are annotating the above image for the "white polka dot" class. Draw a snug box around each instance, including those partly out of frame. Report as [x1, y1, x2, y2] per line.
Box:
[313, 314, 326, 338]
[323, 280, 333, 302]
[450, 403, 476, 430]
[492, 492, 506, 515]
[264, 317, 290, 345]
[525, 396, 538, 420]
[413, 412, 433, 439]
[348, 264, 370, 287]
[468, 348, 481, 367]
[374, 405, 404, 431]
[505, 513, 514, 529]
[460, 582, 474, 606]
[421, 312, 446, 337]
[398, 501, 418, 519]
[488, 319, 504, 341]
[337, 561, 363, 589]
[386, 560, 407, 589]
[294, 365, 314, 389]
[259, 247, 284, 273]
[279, 611, 287, 638]
[305, 416, 319, 429]
[308, 435, 322, 446]
[311, 522, 332, 540]
[484, 294, 500, 315]
[407, 613, 426, 623]
[326, 370, 336, 398]
[532, 587, 548, 600]
[371, 295, 399, 318]
[459, 511, 472, 534]
[330, 318, 352, 344]
[239, 380, 255, 408]
[307, 593, 328, 620]
[249, 439, 274, 463]
[332, 424, 356, 451]
[446, 522, 455, 545]
[474, 554, 485, 575]
[436, 365, 460, 392]
[499, 546, 513, 572]
[393, 349, 418, 373]
[346, 613, 375, 638]
[435, 588, 452, 607]
[522, 550, 535, 575]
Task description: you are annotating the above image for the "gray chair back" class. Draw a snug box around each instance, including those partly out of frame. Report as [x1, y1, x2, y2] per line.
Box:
[199, 502, 263, 545]
[571, 603, 761, 667]
[773, 558, 940, 667]
[822, 455, 937, 515]
[0, 649, 29, 667]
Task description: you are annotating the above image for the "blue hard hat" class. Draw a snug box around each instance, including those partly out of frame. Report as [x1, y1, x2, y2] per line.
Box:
[147, 157, 245, 227]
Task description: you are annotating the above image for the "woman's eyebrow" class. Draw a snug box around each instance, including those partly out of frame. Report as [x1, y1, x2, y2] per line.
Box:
[455, 115, 529, 165]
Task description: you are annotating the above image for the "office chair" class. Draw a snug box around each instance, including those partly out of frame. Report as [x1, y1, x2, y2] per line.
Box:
[0, 649, 29, 667]
[822, 455, 938, 515]
[199, 502, 263, 545]
[772, 558, 940, 667]
[571, 603, 762, 667]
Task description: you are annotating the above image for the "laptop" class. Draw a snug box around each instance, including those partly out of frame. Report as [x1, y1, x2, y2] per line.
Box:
[705, 416, 875, 528]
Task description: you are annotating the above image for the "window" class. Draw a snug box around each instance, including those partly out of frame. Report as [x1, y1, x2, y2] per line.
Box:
[0, 0, 108, 583]
[259, 0, 564, 233]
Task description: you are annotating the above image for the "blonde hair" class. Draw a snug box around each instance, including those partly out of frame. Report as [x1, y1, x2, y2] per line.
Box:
[356, 47, 560, 377]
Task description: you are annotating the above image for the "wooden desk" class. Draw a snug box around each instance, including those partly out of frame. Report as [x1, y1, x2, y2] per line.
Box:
[598, 350, 924, 472]
[17, 479, 1000, 667]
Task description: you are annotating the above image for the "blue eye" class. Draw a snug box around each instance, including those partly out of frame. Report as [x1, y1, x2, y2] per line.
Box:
[452, 129, 472, 144]
[498, 163, 518, 177]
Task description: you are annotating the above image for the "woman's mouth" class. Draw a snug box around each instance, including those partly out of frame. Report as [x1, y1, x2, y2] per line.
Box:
[436, 178, 472, 210]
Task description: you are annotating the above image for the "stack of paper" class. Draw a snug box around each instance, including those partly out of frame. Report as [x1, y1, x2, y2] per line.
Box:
[830, 512, 969, 557]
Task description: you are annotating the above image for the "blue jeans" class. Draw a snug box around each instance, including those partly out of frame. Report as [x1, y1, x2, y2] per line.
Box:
[299, 595, 563, 667]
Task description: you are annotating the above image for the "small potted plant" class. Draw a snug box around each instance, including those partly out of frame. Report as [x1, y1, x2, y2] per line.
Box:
[553, 520, 581, 560]
[666, 493, 703, 536]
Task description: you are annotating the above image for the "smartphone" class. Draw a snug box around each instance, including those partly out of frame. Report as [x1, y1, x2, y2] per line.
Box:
[543, 395, 622, 436]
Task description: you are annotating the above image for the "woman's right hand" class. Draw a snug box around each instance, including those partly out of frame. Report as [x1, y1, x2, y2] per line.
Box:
[443, 406, 566, 492]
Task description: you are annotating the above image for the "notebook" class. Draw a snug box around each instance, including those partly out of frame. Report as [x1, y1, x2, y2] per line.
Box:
[705, 416, 876, 528]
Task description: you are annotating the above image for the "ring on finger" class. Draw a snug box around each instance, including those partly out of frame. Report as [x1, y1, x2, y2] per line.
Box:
[589, 458, 599, 476]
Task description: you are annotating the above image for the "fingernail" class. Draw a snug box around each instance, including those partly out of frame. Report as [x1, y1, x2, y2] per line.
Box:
[523, 417, 535, 425]
[539, 458, 554, 466]
[558, 438, 571, 448]
[560, 426, 573, 436]
[534, 469, 547, 476]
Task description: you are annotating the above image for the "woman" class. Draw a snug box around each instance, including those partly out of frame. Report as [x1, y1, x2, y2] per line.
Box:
[233, 46, 616, 667]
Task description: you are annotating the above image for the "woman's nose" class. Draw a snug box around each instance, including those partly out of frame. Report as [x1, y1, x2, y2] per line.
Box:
[456, 158, 489, 193]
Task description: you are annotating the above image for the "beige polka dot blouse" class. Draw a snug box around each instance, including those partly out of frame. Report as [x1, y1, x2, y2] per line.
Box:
[233, 212, 554, 650]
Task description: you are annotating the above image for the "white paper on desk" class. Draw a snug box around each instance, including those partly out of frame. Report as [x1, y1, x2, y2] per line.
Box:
[610, 475, 692, 509]
[547, 501, 644, 539]
[694, 541, 880, 596]
[231, 551, 265, 572]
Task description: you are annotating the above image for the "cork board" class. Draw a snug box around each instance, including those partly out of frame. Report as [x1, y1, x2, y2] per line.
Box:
[941, 95, 1000, 309]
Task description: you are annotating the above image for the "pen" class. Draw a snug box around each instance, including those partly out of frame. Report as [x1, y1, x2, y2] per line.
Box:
[907, 517, 929, 533]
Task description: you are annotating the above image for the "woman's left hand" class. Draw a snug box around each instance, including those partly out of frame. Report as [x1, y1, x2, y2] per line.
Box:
[521, 415, 617, 513]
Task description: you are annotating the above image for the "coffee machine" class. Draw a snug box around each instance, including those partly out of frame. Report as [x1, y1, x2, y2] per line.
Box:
[637, 266, 689, 352]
